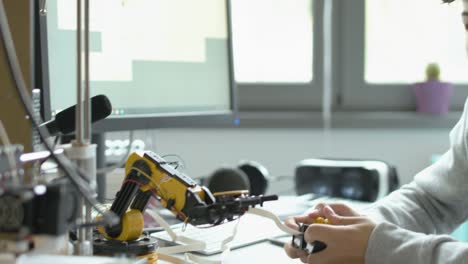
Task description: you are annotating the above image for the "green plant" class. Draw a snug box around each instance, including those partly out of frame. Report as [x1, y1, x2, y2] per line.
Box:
[425, 63, 440, 81]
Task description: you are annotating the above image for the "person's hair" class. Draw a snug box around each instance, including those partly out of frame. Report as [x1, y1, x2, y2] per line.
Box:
[442, 0, 455, 2]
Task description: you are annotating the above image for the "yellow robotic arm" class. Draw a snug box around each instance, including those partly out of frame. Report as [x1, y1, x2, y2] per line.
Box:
[98, 151, 277, 242]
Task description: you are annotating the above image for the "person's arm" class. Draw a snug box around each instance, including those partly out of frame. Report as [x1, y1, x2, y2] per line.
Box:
[365, 102, 468, 235]
[366, 221, 468, 264]
[284, 102, 468, 264]
[284, 201, 468, 264]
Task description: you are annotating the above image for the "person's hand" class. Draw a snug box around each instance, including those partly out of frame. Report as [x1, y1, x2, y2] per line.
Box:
[283, 214, 315, 262]
[303, 213, 376, 264]
[284, 203, 376, 264]
[283, 203, 360, 261]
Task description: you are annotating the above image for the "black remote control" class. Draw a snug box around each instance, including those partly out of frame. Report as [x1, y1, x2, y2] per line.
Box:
[291, 224, 327, 254]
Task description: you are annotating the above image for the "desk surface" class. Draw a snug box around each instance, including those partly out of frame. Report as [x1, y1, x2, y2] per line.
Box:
[155, 196, 372, 264]
[204, 240, 298, 264]
[158, 240, 299, 264]
[21, 242, 299, 264]
[153, 196, 310, 264]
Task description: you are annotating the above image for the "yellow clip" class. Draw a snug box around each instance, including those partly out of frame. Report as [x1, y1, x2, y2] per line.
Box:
[313, 217, 330, 224]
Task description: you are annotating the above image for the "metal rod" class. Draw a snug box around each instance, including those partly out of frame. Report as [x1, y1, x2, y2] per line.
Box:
[77, 199, 85, 243]
[76, 0, 83, 144]
[75, 0, 88, 254]
[40, 0, 47, 16]
[83, 0, 92, 247]
[322, 0, 333, 130]
[75, 0, 83, 242]
[84, 0, 90, 141]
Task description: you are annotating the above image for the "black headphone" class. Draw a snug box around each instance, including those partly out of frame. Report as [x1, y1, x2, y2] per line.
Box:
[205, 161, 270, 195]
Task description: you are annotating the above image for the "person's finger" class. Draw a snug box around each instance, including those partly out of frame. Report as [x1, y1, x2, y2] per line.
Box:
[307, 204, 335, 218]
[294, 214, 314, 223]
[285, 215, 314, 229]
[323, 207, 363, 225]
[306, 203, 359, 223]
[326, 203, 360, 216]
[303, 224, 337, 243]
[314, 202, 326, 209]
[284, 217, 298, 229]
[284, 242, 308, 259]
[322, 205, 341, 225]
[306, 209, 321, 220]
[303, 203, 327, 220]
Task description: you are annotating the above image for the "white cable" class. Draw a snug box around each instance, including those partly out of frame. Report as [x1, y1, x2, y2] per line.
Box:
[184, 219, 240, 264]
[146, 210, 237, 264]
[145, 210, 180, 242]
[0, 120, 18, 184]
[157, 253, 187, 264]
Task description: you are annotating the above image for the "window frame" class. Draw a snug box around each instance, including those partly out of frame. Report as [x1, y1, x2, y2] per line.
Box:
[236, 0, 468, 113]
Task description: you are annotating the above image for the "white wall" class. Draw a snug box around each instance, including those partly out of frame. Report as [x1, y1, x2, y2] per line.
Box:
[107, 128, 451, 195]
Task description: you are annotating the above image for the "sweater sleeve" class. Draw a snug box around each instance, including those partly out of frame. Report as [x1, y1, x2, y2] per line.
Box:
[363, 100, 468, 263]
[366, 222, 468, 264]
[366, 100, 468, 234]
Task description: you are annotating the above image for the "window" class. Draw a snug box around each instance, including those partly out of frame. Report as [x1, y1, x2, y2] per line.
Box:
[232, 0, 468, 113]
[340, 0, 468, 111]
[231, 0, 320, 111]
[231, 0, 313, 83]
[365, 0, 468, 83]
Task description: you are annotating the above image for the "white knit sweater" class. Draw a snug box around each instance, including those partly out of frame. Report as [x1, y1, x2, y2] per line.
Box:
[365, 100, 468, 263]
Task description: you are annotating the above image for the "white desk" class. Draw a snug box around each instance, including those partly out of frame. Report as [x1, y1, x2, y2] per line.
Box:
[155, 196, 372, 264]
[158, 241, 299, 264]
[154, 196, 312, 264]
